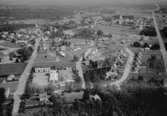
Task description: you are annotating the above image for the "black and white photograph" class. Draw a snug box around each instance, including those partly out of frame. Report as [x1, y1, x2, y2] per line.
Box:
[0, 0, 167, 116]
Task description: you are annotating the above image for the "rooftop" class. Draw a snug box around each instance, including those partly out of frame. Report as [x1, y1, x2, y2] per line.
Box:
[34, 51, 76, 69]
[34, 61, 75, 69]
[0, 63, 27, 76]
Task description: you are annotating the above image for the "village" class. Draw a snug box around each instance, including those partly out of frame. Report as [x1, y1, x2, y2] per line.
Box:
[0, 6, 166, 116]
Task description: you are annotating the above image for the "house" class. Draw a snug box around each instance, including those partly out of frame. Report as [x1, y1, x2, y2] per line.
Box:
[34, 67, 50, 73]
[16, 40, 28, 45]
[63, 30, 75, 37]
[49, 70, 59, 82]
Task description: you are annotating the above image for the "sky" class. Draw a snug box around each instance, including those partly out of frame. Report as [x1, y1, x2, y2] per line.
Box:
[0, 0, 167, 6]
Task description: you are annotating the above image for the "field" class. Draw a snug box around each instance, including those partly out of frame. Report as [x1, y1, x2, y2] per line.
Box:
[32, 73, 49, 87]
[93, 24, 138, 35]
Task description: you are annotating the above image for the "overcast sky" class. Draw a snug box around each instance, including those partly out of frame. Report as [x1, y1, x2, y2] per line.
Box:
[1, 0, 167, 6]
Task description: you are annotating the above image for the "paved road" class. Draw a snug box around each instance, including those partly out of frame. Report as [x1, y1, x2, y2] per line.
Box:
[12, 35, 41, 116]
[152, 11, 167, 74]
[76, 57, 86, 89]
[110, 47, 134, 88]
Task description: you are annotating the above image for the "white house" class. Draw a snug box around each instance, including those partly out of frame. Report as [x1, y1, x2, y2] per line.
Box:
[63, 30, 74, 37]
[34, 67, 51, 73]
[49, 70, 59, 82]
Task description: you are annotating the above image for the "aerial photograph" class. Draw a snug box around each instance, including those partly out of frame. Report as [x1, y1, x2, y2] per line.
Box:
[0, 0, 167, 116]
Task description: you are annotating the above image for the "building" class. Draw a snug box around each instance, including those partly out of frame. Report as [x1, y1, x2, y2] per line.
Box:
[49, 70, 58, 82]
[63, 30, 75, 37]
[34, 67, 50, 73]
[0, 63, 27, 79]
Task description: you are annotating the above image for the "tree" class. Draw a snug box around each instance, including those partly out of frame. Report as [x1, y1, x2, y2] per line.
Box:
[138, 75, 143, 81]
[147, 55, 156, 68]
[20, 93, 30, 100]
[9, 52, 16, 61]
[11, 39, 16, 43]
[97, 30, 103, 37]
[78, 28, 95, 39]
[73, 55, 79, 61]
[142, 43, 149, 48]
[150, 43, 160, 50]
[139, 27, 157, 37]
[161, 27, 167, 38]
[133, 41, 141, 47]
[0, 88, 5, 116]
[49, 95, 63, 113]
[17, 47, 33, 62]
[56, 28, 63, 37]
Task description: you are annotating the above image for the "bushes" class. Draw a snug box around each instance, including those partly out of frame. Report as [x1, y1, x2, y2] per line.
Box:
[16, 46, 33, 62]
[132, 41, 141, 47]
[150, 43, 160, 50]
[131, 41, 160, 50]
[26, 83, 46, 95]
[161, 27, 167, 38]
[97, 87, 167, 116]
[76, 28, 95, 39]
[139, 27, 157, 37]
[0, 24, 35, 33]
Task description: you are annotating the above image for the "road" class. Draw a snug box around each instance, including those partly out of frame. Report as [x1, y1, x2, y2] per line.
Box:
[152, 11, 167, 74]
[110, 47, 134, 88]
[76, 57, 86, 89]
[12, 35, 41, 116]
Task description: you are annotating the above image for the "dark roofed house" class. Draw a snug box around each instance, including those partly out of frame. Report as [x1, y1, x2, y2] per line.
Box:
[34, 61, 75, 69]
[0, 63, 27, 77]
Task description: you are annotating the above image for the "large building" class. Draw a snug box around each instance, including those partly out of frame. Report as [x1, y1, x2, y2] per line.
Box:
[0, 63, 26, 79]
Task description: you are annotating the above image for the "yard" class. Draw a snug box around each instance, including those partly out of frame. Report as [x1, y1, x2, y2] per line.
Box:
[0, 81, 18, 94]
[32, 73, 49, 87]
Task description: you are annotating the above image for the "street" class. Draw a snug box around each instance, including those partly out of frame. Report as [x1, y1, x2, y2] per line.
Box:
[12, 35, 41, 116]
[76, 57, 86, 89]
[110, 47, 134, 89]
[152, 11, 167, 74]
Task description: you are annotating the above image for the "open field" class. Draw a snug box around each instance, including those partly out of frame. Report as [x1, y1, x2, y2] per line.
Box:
[93, 24, 138, 35]
[32, 73, 49, 87]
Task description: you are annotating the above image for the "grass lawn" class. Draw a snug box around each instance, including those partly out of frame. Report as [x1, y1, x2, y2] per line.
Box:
[32, 73, 49, 87]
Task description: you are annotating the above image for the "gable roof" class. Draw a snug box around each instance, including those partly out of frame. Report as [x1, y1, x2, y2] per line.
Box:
[34, 61, 75, 69]
[0, 63, 27, 76]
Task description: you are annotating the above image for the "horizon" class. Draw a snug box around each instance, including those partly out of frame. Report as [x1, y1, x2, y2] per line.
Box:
[0, 0, 167, 6]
